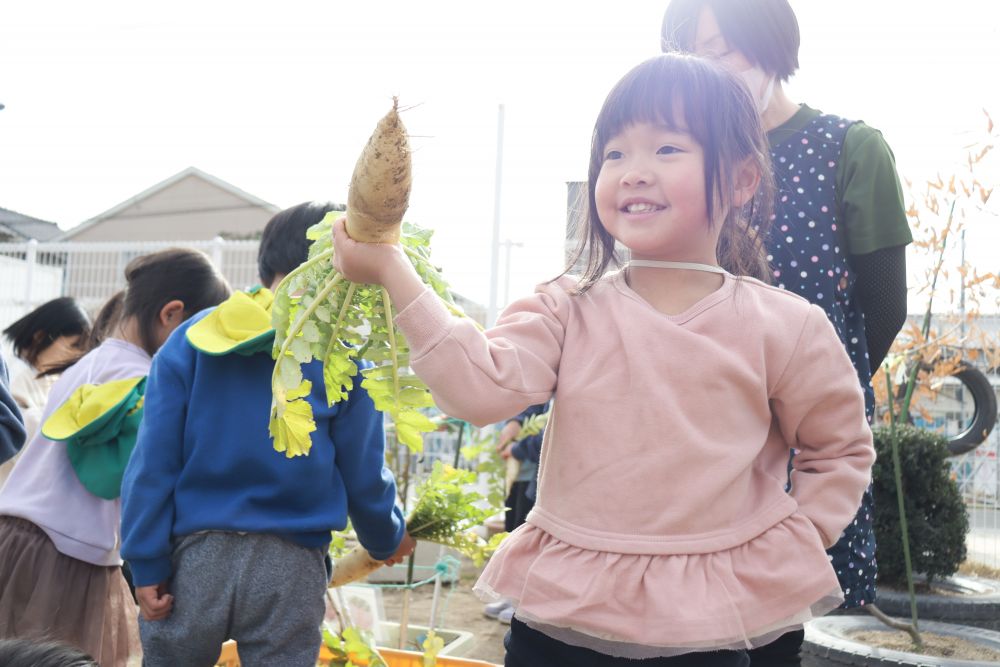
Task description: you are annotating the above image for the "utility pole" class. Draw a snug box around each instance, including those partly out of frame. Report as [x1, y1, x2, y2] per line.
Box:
[487, 104, 505, 327]
[501, 238, 523, 308]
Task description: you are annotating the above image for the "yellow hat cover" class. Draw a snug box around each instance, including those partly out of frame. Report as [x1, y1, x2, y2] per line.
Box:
[186, 286, 275, 356]
[42, 376, 146, 500]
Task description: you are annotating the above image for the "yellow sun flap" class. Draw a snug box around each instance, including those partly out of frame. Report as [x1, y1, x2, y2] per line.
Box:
[42, 376, 145, 442]
[186, 287, 275, 356]
[42, 376, 146, 500]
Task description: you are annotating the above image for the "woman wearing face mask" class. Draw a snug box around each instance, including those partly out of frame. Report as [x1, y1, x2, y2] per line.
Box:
[662, 1, 912, 665]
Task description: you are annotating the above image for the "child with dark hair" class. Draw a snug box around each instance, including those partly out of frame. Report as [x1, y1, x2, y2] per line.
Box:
[0, 638, 98, 667]
[332, 54, 874, 666]
[1, 297, 91, 485]
[0, 248, 230, 667]
[121, 201, 413, 667]
[3, 297, 91, 374]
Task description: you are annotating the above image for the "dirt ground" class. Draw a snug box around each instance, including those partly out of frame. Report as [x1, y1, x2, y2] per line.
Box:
[851, 630, 1000, 662]
[379, 560, 507, 665]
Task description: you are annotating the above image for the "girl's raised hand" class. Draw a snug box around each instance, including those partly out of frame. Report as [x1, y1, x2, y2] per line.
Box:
[332, 216, 406, 286]
[332, 216, 427, 312]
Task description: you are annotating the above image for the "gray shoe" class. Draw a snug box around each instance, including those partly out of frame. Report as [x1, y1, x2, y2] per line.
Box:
[483, 598, 513, 619]
[497, 605, 515, 625]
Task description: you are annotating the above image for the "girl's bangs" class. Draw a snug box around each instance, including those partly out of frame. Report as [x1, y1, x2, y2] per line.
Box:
[594, 57, 710, 148]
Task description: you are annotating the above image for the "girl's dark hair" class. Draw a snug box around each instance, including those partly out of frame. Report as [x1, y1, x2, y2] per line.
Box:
[0, 638, 98, 667]
[120, 248, 231, 354]
[45, 248, 231, 374]
[565, 53, 774, 291]
[258, 201, 344, 287]
[660, 0, 800, 81]
[3, 297, 91, 367]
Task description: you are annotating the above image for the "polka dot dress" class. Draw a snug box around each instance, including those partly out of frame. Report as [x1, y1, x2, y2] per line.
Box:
[768, 113, 877, 608]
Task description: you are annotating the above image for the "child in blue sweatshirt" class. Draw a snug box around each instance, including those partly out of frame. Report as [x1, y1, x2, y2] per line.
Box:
[121, 202, 414, 667]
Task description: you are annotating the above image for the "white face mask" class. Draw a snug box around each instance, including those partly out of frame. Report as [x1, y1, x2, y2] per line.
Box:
[737, 65, 776, 114]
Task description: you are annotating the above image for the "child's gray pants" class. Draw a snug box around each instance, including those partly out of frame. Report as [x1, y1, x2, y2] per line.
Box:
[138, 531, 328, 667]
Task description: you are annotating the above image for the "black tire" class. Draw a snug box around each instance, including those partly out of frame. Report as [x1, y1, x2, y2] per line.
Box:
[875, 575, 1000, 631]
[803, 615, 1000, 666]
[947, 365, 997, 456]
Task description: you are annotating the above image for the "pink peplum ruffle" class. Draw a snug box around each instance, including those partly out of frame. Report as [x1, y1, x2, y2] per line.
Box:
[474, 511, 843, 656]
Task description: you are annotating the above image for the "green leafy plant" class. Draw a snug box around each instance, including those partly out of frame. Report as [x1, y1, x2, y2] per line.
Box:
[320, 625, 447, 667]
[270, 214, 469, 457]
[405, 462, 507, 565]
[458, 422, 509, 517]
[330, 461, 507, 586]
[872, 425, 969, 586]
[323, 625, 387, 666]
[516, 411, 548, 439]
[421, 631, 445, 667]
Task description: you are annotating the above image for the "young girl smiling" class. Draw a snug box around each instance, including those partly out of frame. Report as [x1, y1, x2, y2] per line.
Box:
[333, 54, 874, 666]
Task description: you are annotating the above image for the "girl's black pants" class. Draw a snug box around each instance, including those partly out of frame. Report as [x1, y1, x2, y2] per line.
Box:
[504, 617, 750, 667]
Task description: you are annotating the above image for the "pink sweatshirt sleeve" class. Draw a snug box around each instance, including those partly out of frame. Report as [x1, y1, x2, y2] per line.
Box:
[393, 285, 566, 426]
[770, 305, 876, 548]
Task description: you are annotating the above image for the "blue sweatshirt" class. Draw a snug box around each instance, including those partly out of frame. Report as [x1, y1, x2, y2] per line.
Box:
[120, 311, 405, 587]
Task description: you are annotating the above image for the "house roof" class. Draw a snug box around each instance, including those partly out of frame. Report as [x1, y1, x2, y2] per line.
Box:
[59, 166, 281, 240]
[0, 207, 62, 241]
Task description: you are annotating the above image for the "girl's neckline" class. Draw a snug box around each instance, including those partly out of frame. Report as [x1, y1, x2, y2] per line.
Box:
[628, 260, 726, 274]
[613, 267, 735, 322]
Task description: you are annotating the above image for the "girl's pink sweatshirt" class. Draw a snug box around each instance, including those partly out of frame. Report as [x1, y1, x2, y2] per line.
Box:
[394, 270, 874, 655]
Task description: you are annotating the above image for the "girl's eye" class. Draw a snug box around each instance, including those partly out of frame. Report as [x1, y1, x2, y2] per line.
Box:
[657, 145, 681, 155]
[604, 149, 623, 161]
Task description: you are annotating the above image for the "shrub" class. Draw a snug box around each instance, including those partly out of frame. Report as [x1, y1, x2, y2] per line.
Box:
[872, 424, 969, 586]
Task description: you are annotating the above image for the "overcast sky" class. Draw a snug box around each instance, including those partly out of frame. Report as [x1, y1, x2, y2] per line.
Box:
[1, 1, 997, 310]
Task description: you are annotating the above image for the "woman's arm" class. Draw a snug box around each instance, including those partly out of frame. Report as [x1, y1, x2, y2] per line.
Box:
[851, 245, 908, 370]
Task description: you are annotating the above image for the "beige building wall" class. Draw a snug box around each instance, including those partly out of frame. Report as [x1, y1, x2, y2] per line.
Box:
[66, 172, 277, 242]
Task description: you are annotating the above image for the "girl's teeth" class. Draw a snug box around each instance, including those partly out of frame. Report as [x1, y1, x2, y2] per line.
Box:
[626, 203, 660, 213]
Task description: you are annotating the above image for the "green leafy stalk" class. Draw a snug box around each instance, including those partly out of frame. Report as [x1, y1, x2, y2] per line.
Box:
[868, 194, 958, 648]
[272, 272, 344, 399]
[321, 624, 445, 666]
[329, 459, 507, 587]
[323, 625, 388, 666]
[270, 214, 469, 457]
[883, 370, 921, 641]
[517, 411, 549, 439]
[404, 462, 506, 566]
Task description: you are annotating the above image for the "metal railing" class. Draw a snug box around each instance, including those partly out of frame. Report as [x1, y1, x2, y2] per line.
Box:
[0, 238, 260, 329]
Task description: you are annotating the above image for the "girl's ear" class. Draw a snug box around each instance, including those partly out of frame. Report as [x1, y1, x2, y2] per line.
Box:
[733, 158, 762, 208]
[158, 300, 186, 328]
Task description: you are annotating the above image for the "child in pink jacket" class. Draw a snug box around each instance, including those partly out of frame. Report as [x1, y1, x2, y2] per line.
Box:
[333, 54, 874, 667]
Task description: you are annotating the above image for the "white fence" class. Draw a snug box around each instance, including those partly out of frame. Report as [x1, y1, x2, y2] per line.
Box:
[948, 374, 1000, 569]
[0, 238, 260, 330]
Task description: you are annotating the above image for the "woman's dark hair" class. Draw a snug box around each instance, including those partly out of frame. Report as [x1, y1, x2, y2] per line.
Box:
[661, 0, 800, 81]
[3, 298, 91, 367]
[564, 53, 774, 291]
[258, 201, 345, 287]
[0, 638, 98, 667]
[45, 248, 231, 374]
